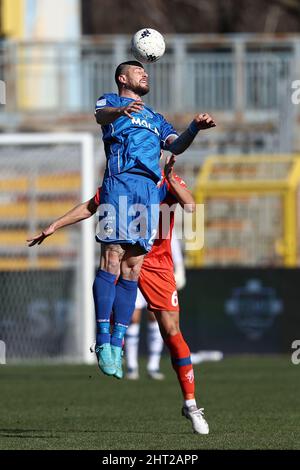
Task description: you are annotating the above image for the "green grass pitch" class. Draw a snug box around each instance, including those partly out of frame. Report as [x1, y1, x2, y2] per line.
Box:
[0, 356, 299, 450]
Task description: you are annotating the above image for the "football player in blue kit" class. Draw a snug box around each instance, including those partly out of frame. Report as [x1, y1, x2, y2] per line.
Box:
[93, 60, 215, 379]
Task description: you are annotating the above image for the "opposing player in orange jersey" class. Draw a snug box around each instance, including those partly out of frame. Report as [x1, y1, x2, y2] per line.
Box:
[27, 156, 209, 435]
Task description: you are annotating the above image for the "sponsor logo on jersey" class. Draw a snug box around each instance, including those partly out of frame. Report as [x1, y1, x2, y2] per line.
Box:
[96, 99, 107, 108]
[131, 116, 159, 136]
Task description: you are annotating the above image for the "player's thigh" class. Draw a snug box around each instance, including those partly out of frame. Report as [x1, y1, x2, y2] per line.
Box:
[120, 244, 145, 280]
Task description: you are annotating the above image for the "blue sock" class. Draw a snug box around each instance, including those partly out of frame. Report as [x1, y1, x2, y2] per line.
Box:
[96, 321, 110, 346]
[93, 269, 117, 345]
[111, 324, 128, 348]
[111, 277, 138, 347]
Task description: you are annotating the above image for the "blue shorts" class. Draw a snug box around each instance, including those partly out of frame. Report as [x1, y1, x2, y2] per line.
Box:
[95, 172, 160, 253]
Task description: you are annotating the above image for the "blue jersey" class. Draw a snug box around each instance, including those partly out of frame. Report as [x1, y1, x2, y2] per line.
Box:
[95, 93, 178, 183]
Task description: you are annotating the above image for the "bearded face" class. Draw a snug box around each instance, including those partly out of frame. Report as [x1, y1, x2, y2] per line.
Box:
[120, 66, 149, 96]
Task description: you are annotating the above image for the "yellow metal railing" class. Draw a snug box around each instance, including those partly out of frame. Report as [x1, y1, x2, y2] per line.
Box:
[188, 155, 300, 267]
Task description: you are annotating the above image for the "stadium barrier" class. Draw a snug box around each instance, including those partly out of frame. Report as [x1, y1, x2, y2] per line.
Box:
[188, 155, 300, 267]
[0, 35, 295, 117]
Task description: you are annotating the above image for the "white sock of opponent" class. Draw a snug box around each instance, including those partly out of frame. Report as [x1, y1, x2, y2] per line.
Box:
[147, 321, 164, 372]
[125, 323, 140, 371]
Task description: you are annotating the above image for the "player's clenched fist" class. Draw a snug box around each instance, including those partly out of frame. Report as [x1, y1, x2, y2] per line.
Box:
[121, 100, 144, 118]
[193, 113, 216, 130]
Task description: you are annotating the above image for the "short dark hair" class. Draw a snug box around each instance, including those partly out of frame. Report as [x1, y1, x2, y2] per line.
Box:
[114, 60, 144, 86]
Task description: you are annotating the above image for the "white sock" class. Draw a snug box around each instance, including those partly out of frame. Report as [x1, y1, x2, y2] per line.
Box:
[147, 321, 163, 372]
[184, 399, 197, 409]
[125, 323, 140, 371]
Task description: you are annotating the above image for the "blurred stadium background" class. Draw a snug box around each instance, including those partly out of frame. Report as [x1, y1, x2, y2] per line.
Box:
[0, 0, 299, 367]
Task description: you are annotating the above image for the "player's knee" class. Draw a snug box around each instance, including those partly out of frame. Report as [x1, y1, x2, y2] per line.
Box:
[101, 245, 122, 274]
[161, 323, 180, 339]
[105, 260, 120, 274]
[155, 311, 180, 339]
[131, 262, 143, 280]
[121, 256, 144, 281]
[166, 325, 180, 337]
[122, 266, 141, 281]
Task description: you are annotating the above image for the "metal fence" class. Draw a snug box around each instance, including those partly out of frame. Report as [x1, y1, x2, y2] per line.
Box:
[0, 35, 297, 118]
[188, 155, 300, 268]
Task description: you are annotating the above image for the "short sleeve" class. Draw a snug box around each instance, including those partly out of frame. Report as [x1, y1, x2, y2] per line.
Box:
[94, 93, 120, 114]
[157, 113, 178, 149]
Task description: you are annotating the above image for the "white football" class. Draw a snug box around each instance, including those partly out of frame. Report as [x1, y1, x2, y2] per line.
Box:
[131, 28, 166, 64]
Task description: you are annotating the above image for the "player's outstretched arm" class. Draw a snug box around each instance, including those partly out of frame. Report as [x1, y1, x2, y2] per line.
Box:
[165, 113, 216, 155]
[27, 198, 98, 247]
[164, 155, 196, 213]
[95, 100, 144, 125]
